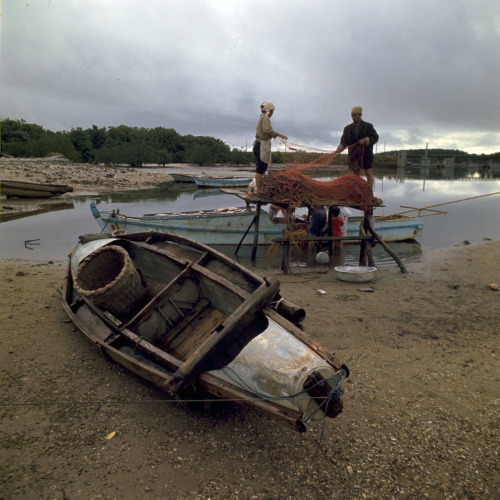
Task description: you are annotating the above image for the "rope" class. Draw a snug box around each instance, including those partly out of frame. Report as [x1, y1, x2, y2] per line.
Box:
[1, 370, 346, 408]
[283, 397, 330, 499]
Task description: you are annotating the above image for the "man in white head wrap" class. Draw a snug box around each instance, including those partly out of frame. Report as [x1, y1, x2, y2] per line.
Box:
[252, 101, 288, 192]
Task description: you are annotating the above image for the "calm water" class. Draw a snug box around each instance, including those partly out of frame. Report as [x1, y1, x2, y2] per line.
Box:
[1, 166, 499, 270]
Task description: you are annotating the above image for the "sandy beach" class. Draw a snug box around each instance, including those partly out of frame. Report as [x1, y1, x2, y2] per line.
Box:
[1, 157, 499, 498]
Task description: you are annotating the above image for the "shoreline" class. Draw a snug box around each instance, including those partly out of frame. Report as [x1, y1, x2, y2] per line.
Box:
[1, 240, 499, 498]
[0, 156, 347, 220]
[1, 156, 499, 498]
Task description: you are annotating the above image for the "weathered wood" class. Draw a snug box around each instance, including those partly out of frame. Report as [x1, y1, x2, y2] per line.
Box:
[157, 298, 211, 349]
[359, 219, 375, 267]
[282, 240, 290, 274]
[123, 264, 193, 330]
[63, 231, 348, 432]
[164, 279, 280, 392]
[273, 235, 373, 242]
[327, 206, 334, 255]
[169, 306, 226, 359]
[366, 218, 407, 274]
[251, 203, 262, 262]
[274, 298, 306, 324]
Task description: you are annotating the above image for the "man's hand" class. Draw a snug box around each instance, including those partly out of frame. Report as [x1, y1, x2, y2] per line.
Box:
[358, 137, 369, 146]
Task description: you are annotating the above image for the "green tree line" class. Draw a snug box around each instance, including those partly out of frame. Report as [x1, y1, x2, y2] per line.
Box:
[0, 118, 257, 167]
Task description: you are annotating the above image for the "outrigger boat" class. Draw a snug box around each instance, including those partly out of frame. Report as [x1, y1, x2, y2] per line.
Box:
[90, 202, 424, 246]
[171, 173, 195, 184]
[62, 231, 348, 431]
[193, 176, 252, 189]
[0, 179, 73, 198]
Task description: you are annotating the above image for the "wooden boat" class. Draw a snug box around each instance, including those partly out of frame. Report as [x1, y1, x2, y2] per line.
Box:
[62, 231, 348, 432]
[171, 173, 195, 184]
[193, 176, 252, 189]
[90, 202, 424, 246]
[0, 179, 73, 198]
[0, 200, 74, 223]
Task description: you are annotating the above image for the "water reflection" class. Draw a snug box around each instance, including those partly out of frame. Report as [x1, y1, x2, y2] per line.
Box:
[0, 200, 74, 223]
[0, 170, 498, 265]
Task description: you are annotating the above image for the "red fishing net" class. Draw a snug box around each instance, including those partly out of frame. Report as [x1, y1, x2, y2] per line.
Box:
[259, 139, 376, 213]
[262, 171, 377, 213]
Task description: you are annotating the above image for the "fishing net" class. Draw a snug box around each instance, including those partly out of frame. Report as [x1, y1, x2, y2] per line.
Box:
[260, 139, 377, 214]
[261, 171, 377, 213]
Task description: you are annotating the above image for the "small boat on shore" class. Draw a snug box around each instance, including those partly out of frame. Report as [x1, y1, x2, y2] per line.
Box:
[193, 176, 252, 189]
[90, 202, 424, 246]
[0, 180, 73, 198]
[62, 231, 348, 431]
[171, 173, 195, 184]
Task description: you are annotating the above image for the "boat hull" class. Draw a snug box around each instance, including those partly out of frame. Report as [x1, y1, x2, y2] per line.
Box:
[171, 173, 195, 183]
[193, 176, 252, 188]
[91, 203, 424, 246]
[1, 180, 73, 198]
[62, 232, 348, 431]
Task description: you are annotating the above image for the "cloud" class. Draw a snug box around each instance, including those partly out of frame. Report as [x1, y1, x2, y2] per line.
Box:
[2, 0, 499, 153]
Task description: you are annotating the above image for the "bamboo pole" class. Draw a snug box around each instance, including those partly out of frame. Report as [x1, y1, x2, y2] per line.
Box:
[375, 191, 500, 219]
[366, 218, 407, 274]
[250, 202, 262, 262]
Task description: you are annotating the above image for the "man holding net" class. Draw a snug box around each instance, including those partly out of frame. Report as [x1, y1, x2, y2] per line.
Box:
[253, 101, 288, 193]
[336, 105, 379, 190]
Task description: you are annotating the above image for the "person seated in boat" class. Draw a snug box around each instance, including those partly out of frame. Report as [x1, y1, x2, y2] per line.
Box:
[253, 101, 288, 193]
[307, 205, 327, 237]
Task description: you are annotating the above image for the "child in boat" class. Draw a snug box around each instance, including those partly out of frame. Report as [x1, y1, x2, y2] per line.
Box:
[268, 204, 286, 224]
[331, 207, 344, 251]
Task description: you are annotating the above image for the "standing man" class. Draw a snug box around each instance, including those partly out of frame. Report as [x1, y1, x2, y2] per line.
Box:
[253, 101, 288, 193]
[336, 105, 378, 189]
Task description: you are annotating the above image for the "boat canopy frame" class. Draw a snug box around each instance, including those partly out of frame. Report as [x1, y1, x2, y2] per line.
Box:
[220, 189, 408, 274]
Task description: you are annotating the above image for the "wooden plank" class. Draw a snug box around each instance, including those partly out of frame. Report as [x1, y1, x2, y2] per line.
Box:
[156, 298, 211, 349]
[169, 306, 227, 359]
[251, 202, 261, 261]
[123, 264, 193, 330]
[164, 279, 280, 392]
[136, 240, 258, 300]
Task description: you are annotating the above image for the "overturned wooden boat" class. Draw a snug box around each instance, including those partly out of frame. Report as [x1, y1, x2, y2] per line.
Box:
[90, 202, 424, 246]
[62, 231, 349, 431]
[193, 176, 252, 189]
[0, 179, 73, 198]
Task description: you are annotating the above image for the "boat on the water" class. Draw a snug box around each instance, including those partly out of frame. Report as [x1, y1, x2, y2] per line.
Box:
[193, 176, 252, 189]
[0, 179, 73, 198]
[171, 173, 195, 184]
[90, 202, 424, 246]
[62, 231, 348, 431]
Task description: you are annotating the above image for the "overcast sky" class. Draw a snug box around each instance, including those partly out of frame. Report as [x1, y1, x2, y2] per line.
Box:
[2, 0, 499, 154]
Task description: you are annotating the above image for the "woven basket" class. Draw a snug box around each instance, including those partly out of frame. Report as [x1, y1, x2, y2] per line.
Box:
[74, 245, 146, 315]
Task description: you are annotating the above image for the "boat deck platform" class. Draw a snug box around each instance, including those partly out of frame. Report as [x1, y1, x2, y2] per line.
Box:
[220, 189, 407, 274]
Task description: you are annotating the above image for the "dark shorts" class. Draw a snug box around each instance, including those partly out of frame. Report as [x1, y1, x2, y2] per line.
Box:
[253, 141, 268, 175]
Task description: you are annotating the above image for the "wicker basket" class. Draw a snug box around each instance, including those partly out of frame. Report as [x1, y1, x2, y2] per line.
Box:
[74, 245, 146, 315]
